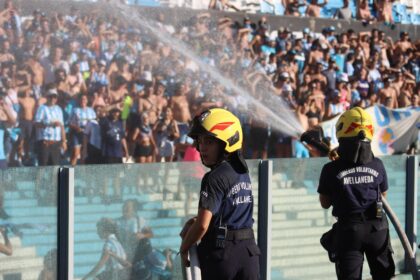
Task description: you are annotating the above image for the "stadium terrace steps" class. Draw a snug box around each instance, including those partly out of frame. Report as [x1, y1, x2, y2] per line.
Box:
[0, 238, 43, 280]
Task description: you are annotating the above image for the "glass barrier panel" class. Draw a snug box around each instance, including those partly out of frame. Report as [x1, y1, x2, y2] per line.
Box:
[417, 155, 420, 267]
[271, 157, 332, 280]
[270, 156, 406, 279]
[74, 160, 260, 280]
[381, 155, 407, 276]
[247, 160, 260, 240]
[0, 167, 58, 280]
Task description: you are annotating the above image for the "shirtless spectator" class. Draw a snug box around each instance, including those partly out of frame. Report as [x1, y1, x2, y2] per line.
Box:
[357, 0, 375, 23]
[307, 80, 325, 119]
[169, 81, 191, 159]
[307, 40, 324, 66]
[392, 32, 415, 64]
[154, 80, 169, 117]
[284, 0, 306, 16]
[376, 0, 394, 24]
[67, 62, 87, 96]
[25, 50, 44, 100]
[310, 62, 328, 91]
[18, 88, 36, 165]
[108, 75, 128, 112]
[55, 69, 70, 95]
[378, 77, 398, 108]
[306, 0, 328, 18]
[169, 82, 191, 134]
[138, 82, 158, 126]
[0, 40, 15, 64]
[398, 80, 415, 108]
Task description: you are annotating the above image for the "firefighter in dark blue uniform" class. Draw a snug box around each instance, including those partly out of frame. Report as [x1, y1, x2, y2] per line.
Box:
[179, 108, 260, 280]
[317, 107, 395, 280]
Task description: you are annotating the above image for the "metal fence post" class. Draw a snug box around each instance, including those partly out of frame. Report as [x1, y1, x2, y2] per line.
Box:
[405, 155, 418, 273]
[258, 160, 272, 280]
[58, 167, 74, 280]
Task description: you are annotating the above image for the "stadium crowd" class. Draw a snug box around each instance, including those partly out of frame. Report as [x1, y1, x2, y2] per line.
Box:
[212, 0, 398, 26]
[0, 0, 418, 168]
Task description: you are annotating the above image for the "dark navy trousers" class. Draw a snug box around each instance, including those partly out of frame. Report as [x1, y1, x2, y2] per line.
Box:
[335, 215, 395, 280]
[197, 238, 260, 280]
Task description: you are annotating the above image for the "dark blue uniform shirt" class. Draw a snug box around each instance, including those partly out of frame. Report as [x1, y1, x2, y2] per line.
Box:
[199, 161, 254, 230]
[317, 157, 388, 218]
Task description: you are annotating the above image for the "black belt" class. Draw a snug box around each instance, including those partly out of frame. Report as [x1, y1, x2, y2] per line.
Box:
[339, 211, 378, 222]
[225, 228, 254, 241]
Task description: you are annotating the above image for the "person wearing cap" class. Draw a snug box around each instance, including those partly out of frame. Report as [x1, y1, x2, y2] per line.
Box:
[275, 27, 290, 53]
[317, 107, 395, 279]
[34, 88, 67, 166]
[179, 108, 260, 280]
[100, 106, 128, 164]
[325, 89, 346, 119]
[89, 59, 109, 90]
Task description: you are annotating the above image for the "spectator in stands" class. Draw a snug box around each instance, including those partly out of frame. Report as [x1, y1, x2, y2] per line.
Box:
[170, 82, 192, 159]
[132, 112, 157, 163]
[115, 199, 154, 262]
[69, 94, 96, 165]
[375, 0, 394, 24]
[0, 0, 418, 166]
[357, 0, 376, 24]
[378, 76, 398, 108]
[0, 91, 16, 169]
[325, 89, 347, 119]
[82, 218, 129, 280]
[84, 105, 105, 164]
[34, 89, 67, 166]
[18, 88, 36, 165]
[334, 0, 352, 20]
[284, 0, 307, 16]
[154, 107, 179, 162]
[2, 0, 21, 43]
[306, 0, 329, 18]
[100, 107, 128, 164]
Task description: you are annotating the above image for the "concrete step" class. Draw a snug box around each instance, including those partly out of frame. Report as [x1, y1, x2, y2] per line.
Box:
[0, 257, 43, 271]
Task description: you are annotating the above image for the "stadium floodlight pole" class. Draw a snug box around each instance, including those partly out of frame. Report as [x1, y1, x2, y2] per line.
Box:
[382, 195, 419, 280]
[58, 167, 74, 280]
